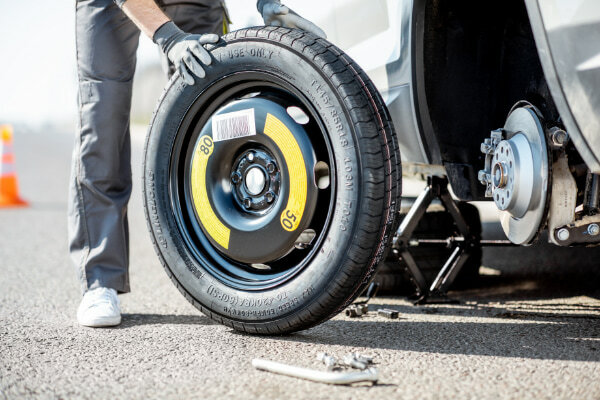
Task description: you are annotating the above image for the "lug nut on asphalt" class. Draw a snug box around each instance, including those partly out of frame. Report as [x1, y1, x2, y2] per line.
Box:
[231, 171, 242, 184]
[556, 228, 570, 241]
[345, 304, 368, 318]
[345, 308, 359, 318]
[377, 309, 399, 319]
[317, 352, 337, 370]
[342, 354, 367, 370]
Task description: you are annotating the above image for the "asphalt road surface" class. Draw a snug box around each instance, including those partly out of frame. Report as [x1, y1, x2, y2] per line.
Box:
[1, 126, 600, 399]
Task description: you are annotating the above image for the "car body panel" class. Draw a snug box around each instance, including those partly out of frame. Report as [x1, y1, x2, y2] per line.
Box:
[300, 0, 430, 165]
[525, 0, 600, 173]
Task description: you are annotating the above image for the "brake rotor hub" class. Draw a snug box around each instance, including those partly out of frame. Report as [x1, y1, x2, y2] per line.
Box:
[478, 106, 549, 244]
[489, 133, 534, 216]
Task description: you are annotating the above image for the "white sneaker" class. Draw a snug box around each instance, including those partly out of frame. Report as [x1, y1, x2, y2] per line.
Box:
[77, 287, 121, 327]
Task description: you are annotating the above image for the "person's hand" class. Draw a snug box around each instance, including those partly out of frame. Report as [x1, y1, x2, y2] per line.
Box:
[258, 0, 327, 38]
[153, 21, 219, 85]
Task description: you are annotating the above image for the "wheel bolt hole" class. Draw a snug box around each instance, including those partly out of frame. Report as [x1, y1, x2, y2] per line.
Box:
[295, 229, 316, 249]
[251, 263, 271, 270]
[287, 106, 310, 125]
[314, 161, 330, 189]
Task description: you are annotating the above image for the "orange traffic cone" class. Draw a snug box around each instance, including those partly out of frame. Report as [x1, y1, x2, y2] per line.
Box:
[0, 125, 28, 207]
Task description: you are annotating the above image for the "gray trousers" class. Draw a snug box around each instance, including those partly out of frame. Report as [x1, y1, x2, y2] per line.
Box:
[69, 0, 225, 294]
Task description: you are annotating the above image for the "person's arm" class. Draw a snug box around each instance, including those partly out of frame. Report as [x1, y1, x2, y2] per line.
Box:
[119, 0, 170, 38]
[114, 0, 219, 85]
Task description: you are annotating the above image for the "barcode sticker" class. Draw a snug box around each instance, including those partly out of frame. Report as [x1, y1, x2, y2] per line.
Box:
[211, 109, 256, 142]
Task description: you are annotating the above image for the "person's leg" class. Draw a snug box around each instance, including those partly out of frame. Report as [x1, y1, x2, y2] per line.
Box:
[157, 0, 227, 76]
[69, 0, 140, 295]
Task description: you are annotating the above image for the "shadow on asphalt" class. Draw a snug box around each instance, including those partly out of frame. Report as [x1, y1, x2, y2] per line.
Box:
[288, 318, 600, 362]
[272, 275, 600, 362]
[455, 274, 600, 301]
[118, 313, 218, 328]
[383, 274, 600, 303]
[374, 302, 600, 322]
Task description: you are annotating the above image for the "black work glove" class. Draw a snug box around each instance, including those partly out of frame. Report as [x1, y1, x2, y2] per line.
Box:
[257, 0, 327, 38]
[153, 21, 219, 85]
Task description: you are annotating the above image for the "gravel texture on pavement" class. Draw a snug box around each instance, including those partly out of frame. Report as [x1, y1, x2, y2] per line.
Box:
[1, 127, 599, 400]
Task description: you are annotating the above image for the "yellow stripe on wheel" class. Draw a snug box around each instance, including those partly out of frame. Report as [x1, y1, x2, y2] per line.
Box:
[190, 135, 231, 249]
[263, 113, 307, 232]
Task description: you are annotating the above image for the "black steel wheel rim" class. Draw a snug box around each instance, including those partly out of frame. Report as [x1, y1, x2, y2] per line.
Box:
[169, 71, 336, 291]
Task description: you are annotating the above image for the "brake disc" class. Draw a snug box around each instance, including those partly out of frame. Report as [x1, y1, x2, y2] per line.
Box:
[479, 106, 550, 244]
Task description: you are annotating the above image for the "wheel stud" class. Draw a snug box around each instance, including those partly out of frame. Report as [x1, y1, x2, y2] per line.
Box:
[243, 198, 252, 209]
[266, 162, 276, 174]
[247, 152, 255, 163]
[231, 171, 242, 185]
[265, 191, 275, 203]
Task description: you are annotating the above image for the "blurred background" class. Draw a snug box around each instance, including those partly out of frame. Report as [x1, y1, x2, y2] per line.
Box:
[0, 0, 264, 132]
[0, 0, 388, 130]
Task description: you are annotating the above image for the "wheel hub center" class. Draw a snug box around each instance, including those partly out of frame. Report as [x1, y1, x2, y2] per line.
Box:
[492, 162, 508, 188]
[490, 134, 534, 215]
[478, 106, 549, 244]
[231, 148, 280, 213]
[245, 166, 266, 196]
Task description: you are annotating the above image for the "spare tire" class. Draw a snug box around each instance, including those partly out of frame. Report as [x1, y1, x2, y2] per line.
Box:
[143, 27, 401, 334]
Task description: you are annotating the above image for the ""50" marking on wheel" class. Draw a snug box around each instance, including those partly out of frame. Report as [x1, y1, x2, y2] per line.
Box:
[263, 114, 307, 232]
